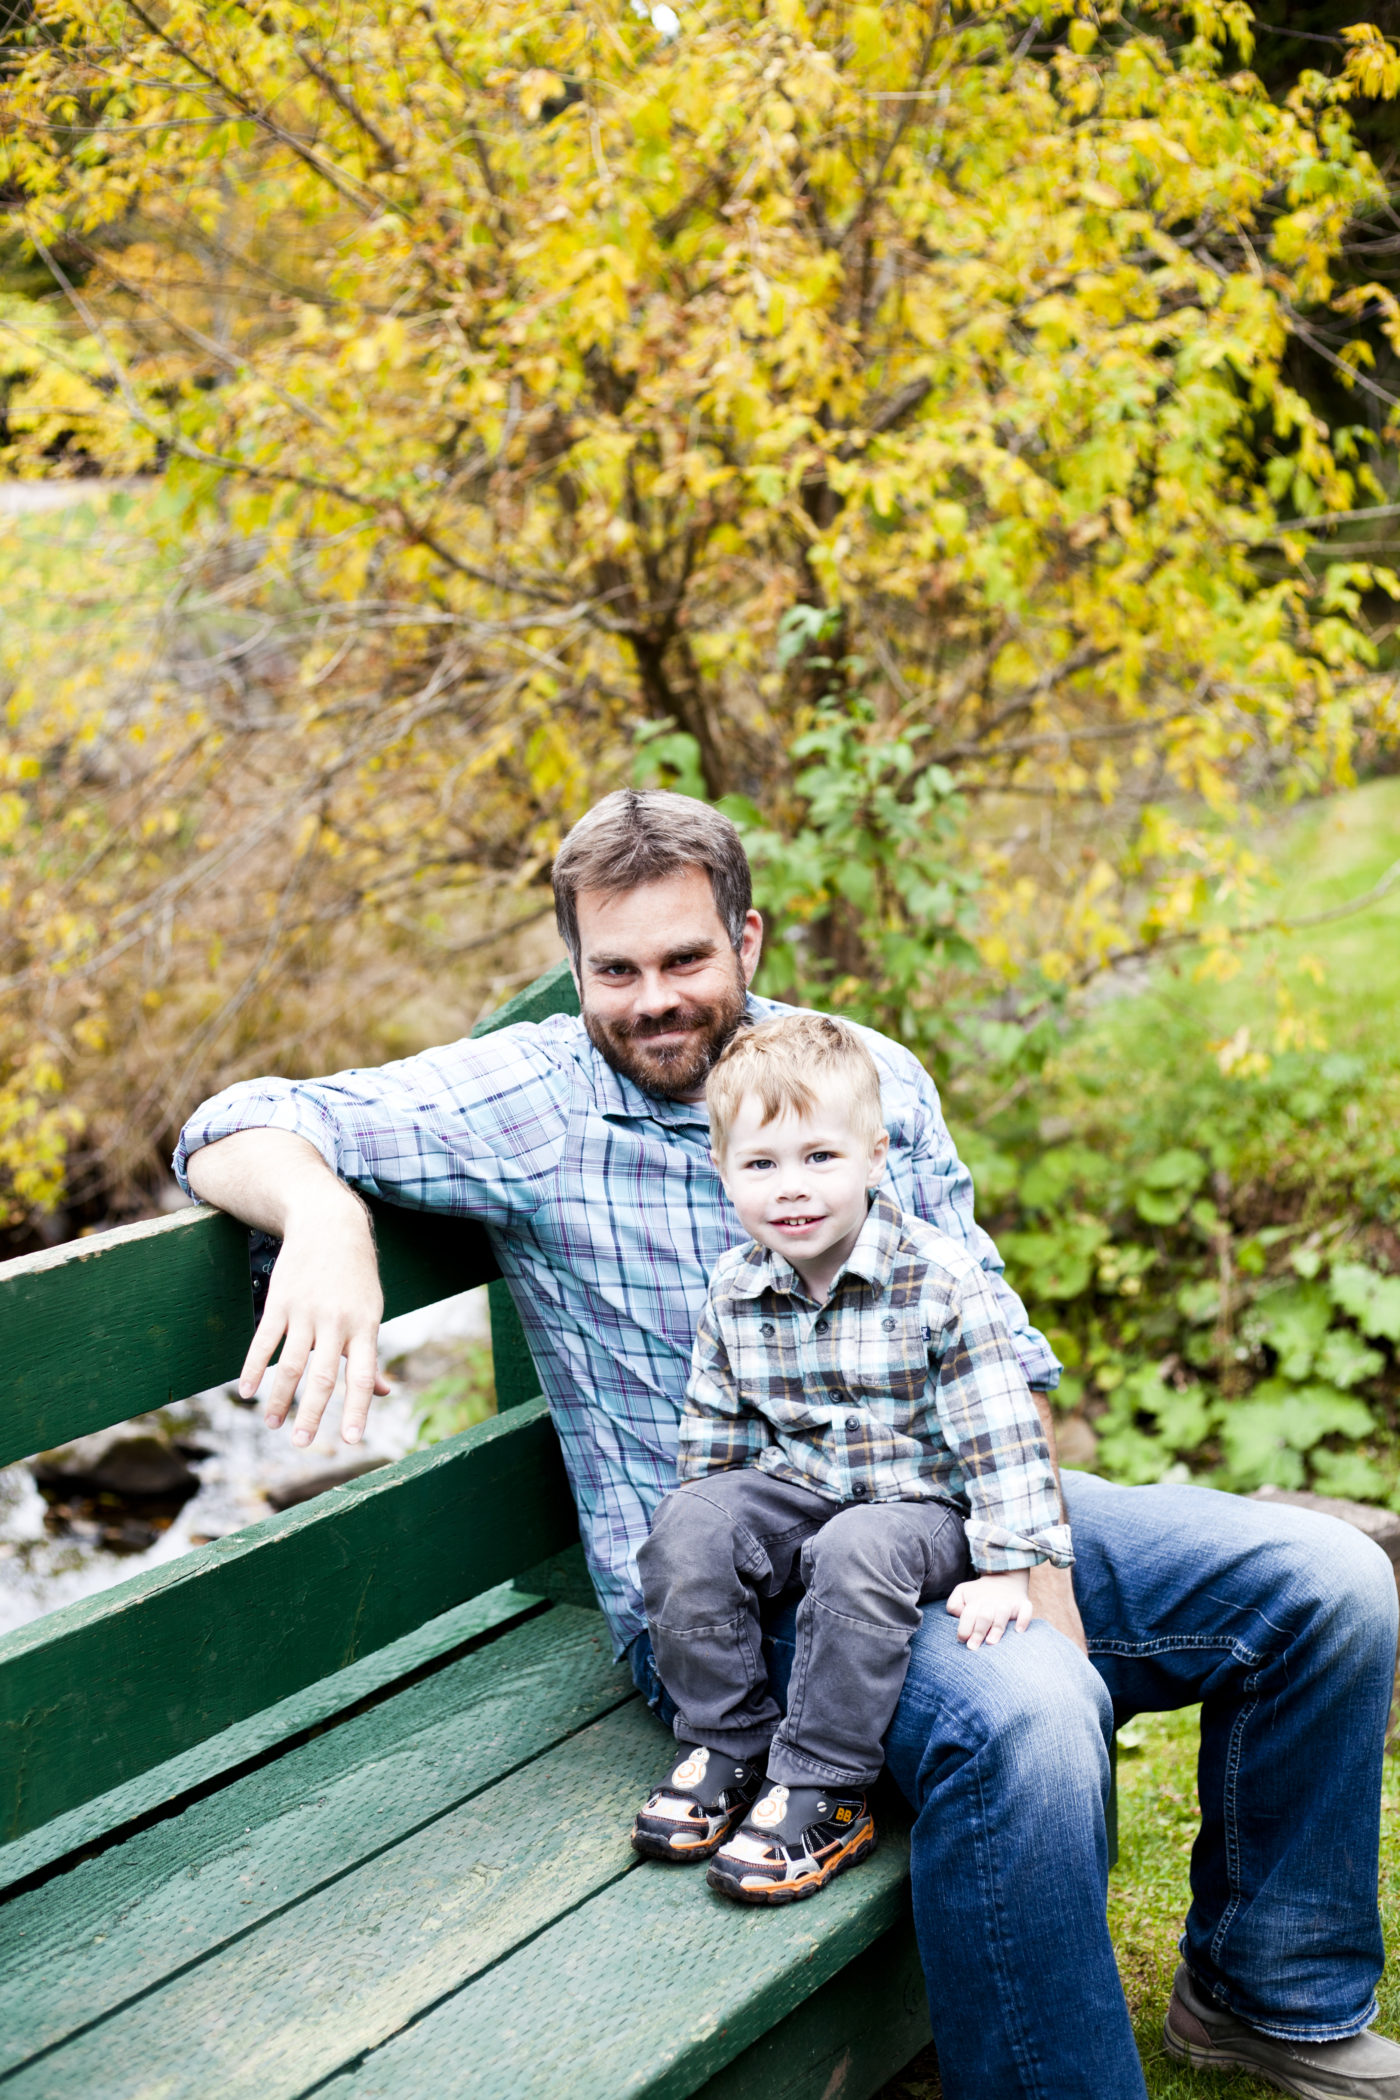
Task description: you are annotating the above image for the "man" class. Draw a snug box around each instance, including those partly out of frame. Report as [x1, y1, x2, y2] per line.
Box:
[178, 790, 1400, 2100]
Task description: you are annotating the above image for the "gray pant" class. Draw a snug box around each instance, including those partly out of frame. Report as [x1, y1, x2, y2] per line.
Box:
[637, 1470, 971, 1790]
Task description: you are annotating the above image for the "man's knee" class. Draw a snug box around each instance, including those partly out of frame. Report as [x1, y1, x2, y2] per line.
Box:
[1278, 1512, 1398, 1661]
[888, 1611, 1113, 1804]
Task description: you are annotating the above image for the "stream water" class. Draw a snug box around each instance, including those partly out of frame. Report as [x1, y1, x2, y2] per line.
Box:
[0, 1287, 491, 1638]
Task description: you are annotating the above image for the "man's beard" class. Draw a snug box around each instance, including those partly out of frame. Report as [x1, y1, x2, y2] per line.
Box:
[582, 968, 748, 1101]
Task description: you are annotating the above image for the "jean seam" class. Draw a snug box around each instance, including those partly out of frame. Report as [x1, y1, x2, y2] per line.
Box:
[1210, 1668, 1260, 1968]
[1088, 1635, 1269, 1666]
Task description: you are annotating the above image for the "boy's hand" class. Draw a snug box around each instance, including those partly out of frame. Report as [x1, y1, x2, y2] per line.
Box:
[946, 1569, 1033, 1650]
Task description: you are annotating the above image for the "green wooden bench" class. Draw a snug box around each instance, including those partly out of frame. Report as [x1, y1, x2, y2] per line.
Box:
[0, 963, 938, 2100]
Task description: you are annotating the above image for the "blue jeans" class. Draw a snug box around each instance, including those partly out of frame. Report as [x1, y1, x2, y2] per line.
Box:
[631, 1471, 1398, 2100]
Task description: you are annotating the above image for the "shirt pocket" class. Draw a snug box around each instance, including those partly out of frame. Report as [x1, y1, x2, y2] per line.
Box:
[848, 1313, 932, 1435]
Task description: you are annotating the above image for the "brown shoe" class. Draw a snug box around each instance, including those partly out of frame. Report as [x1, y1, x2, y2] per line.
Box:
[1164, 1962, 1400, 2098]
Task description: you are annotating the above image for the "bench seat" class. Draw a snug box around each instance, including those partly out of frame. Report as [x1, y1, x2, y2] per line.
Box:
[0, 964, 962, 2097]
[0, 1592, 929, 2098]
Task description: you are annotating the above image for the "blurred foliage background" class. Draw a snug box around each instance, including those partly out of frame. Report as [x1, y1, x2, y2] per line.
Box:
[1, 0, 1399, 1503]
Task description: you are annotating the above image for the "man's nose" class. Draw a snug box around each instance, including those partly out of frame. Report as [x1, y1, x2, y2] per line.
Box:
[632, 969, 680, 1015]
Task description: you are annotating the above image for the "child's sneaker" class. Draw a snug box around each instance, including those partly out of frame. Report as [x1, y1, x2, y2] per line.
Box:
[631, 1742, 765, 1862]
[706, 1781, 876, 1904]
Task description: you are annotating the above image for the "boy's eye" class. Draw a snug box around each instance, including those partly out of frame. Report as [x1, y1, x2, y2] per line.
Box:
[745, 1157, 775, 1171]
[808, 1150, 834, 1164]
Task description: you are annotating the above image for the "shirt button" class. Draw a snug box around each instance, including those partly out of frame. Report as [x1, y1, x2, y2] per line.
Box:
[761, 1322, 776, 1337]
[852, 1481, 871, 1498]
[814, 1318, 828, 1334]
[845, 1415, 861, 1432]
[882, 1317, 897, 1332]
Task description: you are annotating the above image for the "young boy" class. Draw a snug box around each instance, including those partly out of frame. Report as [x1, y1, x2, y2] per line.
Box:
[631, 1012, 1072, 1906]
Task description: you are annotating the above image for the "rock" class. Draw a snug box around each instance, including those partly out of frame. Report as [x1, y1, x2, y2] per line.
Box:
[1251, 1485, 1400, 1572]
[32, 1427, 199, 1503]
[1056, 1415, 1099, 1470]
[265, 1458, 389, 1511]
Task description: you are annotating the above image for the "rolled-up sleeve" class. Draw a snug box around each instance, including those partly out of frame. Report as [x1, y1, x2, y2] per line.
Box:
[174, 1028, 569, 1229]
[928, 1268, 1073, 1574]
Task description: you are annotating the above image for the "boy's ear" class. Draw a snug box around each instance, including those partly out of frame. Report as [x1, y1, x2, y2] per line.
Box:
[870, 1127, 891, 1178]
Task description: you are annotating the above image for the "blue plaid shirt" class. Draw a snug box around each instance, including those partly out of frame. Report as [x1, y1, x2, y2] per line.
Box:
[175, 996, 1059, 1652]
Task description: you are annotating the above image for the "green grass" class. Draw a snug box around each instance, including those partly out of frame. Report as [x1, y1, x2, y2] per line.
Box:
[1087, 774, 1400, 1078]
[877, 1689, 1400, 2097]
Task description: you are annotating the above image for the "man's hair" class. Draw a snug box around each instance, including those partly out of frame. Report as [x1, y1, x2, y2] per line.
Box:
[706, 1012, 885, 1155]
[552, 789, 752, 965]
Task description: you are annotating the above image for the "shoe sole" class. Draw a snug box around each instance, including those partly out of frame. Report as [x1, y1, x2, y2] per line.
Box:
[706, 1824, 877, 1906]
[630, 1813, 745, 1864]
[1163, 2013, 1333, 2100]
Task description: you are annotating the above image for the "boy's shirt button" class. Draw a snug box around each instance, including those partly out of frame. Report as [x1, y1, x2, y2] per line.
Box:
[845, 1414, 862, 1431]
[852, 1481, 871, 1497]
[814, 1318, 828, 1333]
[882, 1316, 897, 1332]
[761, 1322, 776, 1337]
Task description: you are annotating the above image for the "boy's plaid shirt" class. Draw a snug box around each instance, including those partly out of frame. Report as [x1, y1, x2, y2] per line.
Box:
[175, 996, 1061, 1652]
[681, 1190, 1072, 1575]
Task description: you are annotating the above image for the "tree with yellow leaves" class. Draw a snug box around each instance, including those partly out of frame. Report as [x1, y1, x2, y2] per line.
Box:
[0, 0, 1398, 1227]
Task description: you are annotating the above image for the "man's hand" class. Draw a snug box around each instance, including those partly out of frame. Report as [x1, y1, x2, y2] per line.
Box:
[946, 1569, 1033, 1649]
[187, 1130, 388, 1446]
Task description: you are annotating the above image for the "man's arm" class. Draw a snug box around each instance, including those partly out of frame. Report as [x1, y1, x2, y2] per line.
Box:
[178, 1029, 566, 1447]
[188, 1131, 388, 1447]
[1026, 1387, 1088, 1654]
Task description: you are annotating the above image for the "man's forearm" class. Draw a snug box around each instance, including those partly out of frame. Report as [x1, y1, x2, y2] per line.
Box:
[186, 1129, 367, 1236]
[1028, 1387, 1089, 1654]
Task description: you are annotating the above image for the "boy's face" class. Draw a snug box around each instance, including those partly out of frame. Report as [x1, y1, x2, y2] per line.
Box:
[716, 1088, 889, 1289]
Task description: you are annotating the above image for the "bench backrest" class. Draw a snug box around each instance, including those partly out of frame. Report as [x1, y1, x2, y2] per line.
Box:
[0, 959, 581, 1846]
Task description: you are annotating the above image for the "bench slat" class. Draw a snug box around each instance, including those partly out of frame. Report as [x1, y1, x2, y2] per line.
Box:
[2, 1699, 665, 2100]
[0, 1607, 626, 2074]
[695, 1918, 929, 2100]
[318, 1815, 914, 2099]
[0, 1397, 575, 1841]
[0, 1201, 499, 1469]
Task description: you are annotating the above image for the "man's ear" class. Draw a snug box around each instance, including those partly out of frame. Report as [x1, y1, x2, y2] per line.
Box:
[738, 909, 763, 987]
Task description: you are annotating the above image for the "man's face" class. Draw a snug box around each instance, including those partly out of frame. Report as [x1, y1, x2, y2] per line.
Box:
[573, 867, 763, 1101]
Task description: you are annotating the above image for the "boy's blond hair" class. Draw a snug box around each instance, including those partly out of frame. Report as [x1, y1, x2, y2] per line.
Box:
[706, 1013, 885, 1155]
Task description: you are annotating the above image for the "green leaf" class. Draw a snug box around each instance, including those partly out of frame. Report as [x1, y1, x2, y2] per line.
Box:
[1135, 1186, 1192, 1226]
[1313, 1328, 1384, 1391]
[1252, 1283, 1333, 1382]
[1329, 1263, 1400, 1345]
[1309, 1448, 1390, 1502]
[1018, 1143, 1109, 1214]
[1138, 1148, 1208, 1192]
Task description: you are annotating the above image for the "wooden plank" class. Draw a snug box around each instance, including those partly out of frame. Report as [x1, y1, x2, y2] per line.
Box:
[472, 958, 578, 1037]
[318, 1813, 914, 2100]
[0, 1581, 534, 1896]
[694, 1917, 930, 2100]
[0, 957, 574, 1464]
[0, 1396, 576, 1841]
[0, 1200, 497, 1470]
[0, 1607, 627, 2074]
[3, 1698, 668, 2100]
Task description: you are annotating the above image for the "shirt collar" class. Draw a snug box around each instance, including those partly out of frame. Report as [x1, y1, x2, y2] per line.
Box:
[729, 1186, 905, 1302]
